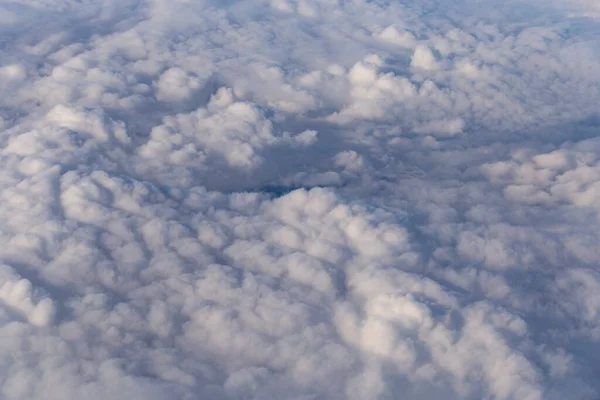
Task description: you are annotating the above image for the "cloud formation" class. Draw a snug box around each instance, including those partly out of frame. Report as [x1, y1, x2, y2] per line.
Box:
[0, 0, 600, 399]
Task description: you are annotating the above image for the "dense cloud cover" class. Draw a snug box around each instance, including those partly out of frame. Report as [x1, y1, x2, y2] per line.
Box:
[1, 0, 600, 398]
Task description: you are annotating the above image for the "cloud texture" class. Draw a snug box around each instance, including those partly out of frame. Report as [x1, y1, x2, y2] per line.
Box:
[1, 0, 600, 398]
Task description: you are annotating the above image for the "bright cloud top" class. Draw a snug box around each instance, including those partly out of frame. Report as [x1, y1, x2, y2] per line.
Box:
[0, 0, 600, 399]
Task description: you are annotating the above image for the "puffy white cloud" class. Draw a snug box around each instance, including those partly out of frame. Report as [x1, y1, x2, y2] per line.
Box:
[1, 0, 600, 398]
[140, 87, 317, 170]
[154, 67, 205, 103]
[411, 45, 441, 71]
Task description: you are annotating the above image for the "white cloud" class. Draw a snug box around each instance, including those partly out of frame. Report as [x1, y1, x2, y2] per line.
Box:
[154, 67, 204, 103]
[411, 44, 440, 71]
[1, 0, 600, 398]
[377, 25, 417, 48]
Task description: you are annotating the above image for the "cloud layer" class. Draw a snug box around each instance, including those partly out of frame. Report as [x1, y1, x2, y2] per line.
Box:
[1, 0, 600, 398]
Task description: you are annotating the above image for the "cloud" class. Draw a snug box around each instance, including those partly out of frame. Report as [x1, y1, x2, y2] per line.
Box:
[0, 0, 600, 398]
[411, 45, 440, 71]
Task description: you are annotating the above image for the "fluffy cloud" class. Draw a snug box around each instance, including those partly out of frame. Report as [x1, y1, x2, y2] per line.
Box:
[0, 0, 600, 398]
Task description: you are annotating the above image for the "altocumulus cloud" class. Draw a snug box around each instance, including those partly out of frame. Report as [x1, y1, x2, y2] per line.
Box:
[0, 0, 600, 399]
